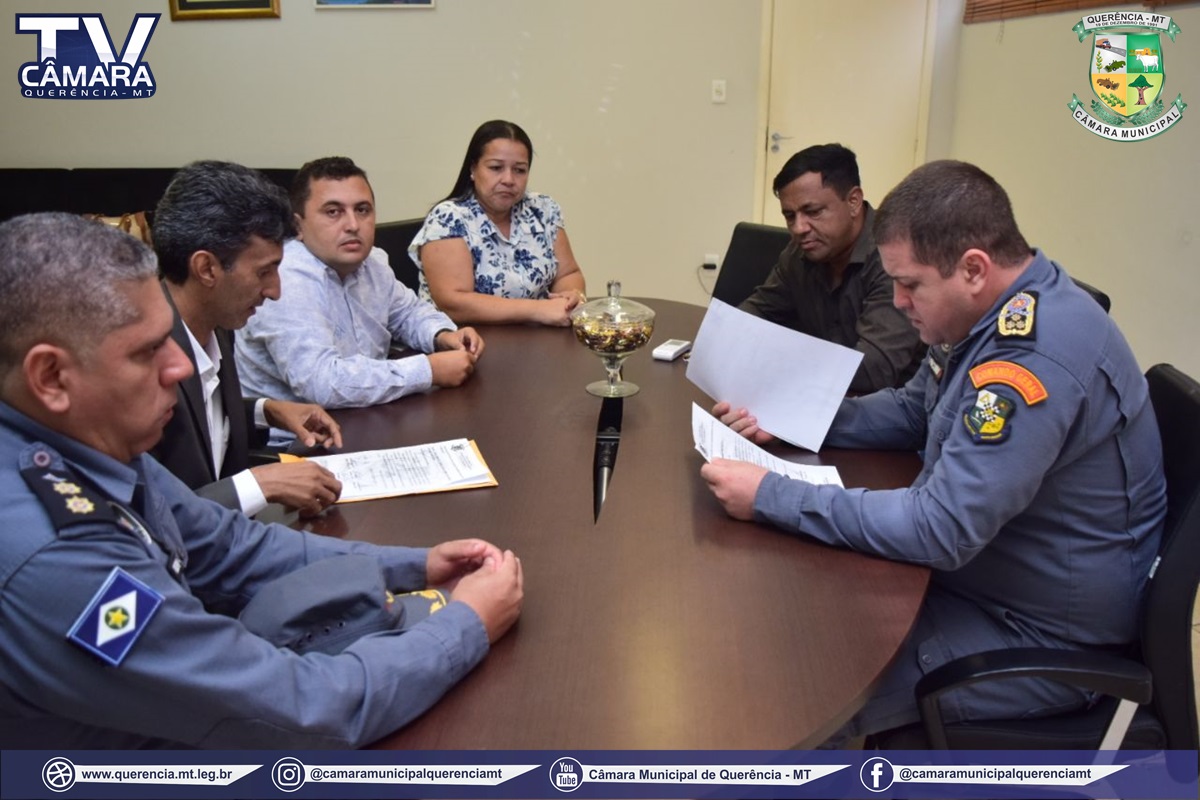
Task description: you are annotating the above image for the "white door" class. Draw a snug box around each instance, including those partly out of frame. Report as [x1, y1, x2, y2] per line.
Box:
[762, 0, 931, 219]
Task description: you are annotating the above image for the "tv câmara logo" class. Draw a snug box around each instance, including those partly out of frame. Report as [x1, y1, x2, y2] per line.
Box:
[15, 13, 159, 99]
[1067, 11, 1186, 141]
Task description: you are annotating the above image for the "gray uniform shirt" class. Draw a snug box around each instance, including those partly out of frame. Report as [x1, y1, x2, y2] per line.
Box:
[754, 250, 1165, 648]
[0, 402, 488, 749]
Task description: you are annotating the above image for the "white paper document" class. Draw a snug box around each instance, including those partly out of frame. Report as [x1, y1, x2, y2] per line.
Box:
[692, 403, 843, 486]
[686, 298, 863, 451]
[305, 438, 497, 503]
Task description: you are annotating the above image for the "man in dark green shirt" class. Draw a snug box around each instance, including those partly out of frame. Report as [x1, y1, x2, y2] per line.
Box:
[740, 144, 924, 392]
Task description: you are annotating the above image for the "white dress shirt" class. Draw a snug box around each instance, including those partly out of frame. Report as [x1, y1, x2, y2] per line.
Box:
[183, 324, 269, 516]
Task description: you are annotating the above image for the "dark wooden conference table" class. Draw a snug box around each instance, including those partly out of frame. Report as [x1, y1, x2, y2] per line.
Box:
[301, 298, 929, 750]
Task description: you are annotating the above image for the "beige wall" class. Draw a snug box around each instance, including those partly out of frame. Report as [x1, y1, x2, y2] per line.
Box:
[762, 0, 931, 214]
[0, 0, 765, 306]
[2, 1, 1196, 374]
[948, 5, 1200, 376]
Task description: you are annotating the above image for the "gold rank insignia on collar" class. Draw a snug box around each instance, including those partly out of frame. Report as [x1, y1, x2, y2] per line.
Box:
[998, 291, 1038, 338]
[66, 496, 95, 514]
[21, 459, 119, 531]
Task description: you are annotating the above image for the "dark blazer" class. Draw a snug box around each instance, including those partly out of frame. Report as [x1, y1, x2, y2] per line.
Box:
[150, 286, 266, 509]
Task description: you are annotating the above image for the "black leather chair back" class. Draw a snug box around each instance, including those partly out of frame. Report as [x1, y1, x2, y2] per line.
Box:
[1072, 277, 1112, 313]
[373, 218, 425, 291]
[1141, 363, 1200, 750]
[710, 222, 790, 307]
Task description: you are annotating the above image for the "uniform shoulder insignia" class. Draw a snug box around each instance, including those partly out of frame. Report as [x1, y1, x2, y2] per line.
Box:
[998, 290, 1038, 339]
[964, 388, 1016, 444]
[969, 360, 1048, 405]
[20, 457, 117, 531]
[67, 566, 164, 666]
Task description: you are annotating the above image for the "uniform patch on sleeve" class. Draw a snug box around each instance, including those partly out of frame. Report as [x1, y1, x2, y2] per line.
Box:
[964, 389, 1016, 444]
[998, 291, 1038, 338]
[67, 567, 163, 666]
[969, 360, 1048, 405]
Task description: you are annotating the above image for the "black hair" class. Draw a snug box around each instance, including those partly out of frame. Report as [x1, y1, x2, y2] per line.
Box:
[874, 160, 1031, 277]
[155, 160, 294, 284]
[290, 156, 371, 216]
[772, 143, 861, 198]
[441, 120, 535, 204]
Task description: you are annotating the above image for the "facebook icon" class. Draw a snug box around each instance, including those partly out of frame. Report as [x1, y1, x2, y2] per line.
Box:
[860, 757, 895, 792]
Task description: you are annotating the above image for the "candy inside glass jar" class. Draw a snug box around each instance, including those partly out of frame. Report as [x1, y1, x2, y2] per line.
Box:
[570, 281, 656, 397]
[571, 315, 655, 355]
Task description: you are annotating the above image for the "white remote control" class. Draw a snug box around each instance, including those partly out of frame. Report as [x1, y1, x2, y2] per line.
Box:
[652, 339, 692, 361]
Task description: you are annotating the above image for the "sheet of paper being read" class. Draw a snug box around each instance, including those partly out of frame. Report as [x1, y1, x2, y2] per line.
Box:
[303, 438, 497, 503]
[685, 298, 862, 451]
[692, 403, 843, 486]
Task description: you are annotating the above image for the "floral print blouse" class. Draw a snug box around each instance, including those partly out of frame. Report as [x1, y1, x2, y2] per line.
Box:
[409, 193, 564, 302]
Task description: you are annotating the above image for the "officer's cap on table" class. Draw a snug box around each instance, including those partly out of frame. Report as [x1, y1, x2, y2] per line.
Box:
[239, 554, 447, 655]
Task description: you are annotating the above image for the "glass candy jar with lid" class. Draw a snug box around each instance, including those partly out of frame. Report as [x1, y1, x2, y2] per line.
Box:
[570, 281, 655, 397]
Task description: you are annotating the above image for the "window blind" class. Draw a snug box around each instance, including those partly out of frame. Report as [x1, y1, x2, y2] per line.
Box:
[964, 1, 1191, 24]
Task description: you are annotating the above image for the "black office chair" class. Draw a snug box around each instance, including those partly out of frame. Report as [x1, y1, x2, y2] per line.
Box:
[710, 222, 790, 307]
[872, 363, 1200, 752]
[373, 217, 425, 291]
[1072, 277, 1112, 313]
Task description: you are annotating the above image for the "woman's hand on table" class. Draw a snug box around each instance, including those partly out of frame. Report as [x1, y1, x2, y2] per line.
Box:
[549, 289, 586, 313]
[534, 295, 576, 327]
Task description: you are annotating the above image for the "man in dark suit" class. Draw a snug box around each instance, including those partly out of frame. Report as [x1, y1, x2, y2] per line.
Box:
[150, 161, 343, 517]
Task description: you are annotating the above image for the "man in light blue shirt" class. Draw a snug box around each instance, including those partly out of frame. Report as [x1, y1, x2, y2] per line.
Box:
[236, 157, 484, 409]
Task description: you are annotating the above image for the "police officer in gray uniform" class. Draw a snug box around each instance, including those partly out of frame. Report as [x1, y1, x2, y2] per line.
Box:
[0, 213, 523, 749]
[704, 161, 1165, 743]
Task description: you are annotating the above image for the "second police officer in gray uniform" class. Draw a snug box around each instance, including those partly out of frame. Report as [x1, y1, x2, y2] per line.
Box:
[705, 161, 1165, 744]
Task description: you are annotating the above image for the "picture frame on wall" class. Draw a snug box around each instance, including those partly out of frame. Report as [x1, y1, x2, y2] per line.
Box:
[316, 0, 435, 8]
[169, 1, 281, 20]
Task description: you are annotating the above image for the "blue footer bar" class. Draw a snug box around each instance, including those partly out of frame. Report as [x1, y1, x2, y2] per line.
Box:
[2, 749, 1196, 799]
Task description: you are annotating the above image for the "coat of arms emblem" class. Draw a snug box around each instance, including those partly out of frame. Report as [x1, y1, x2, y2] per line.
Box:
[1089, 33, 1165, 124]
[1068, 11, 1186, 141]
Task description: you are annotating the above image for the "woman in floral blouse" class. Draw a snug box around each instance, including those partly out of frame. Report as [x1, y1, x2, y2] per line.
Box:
[409, 120, 586, 326]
